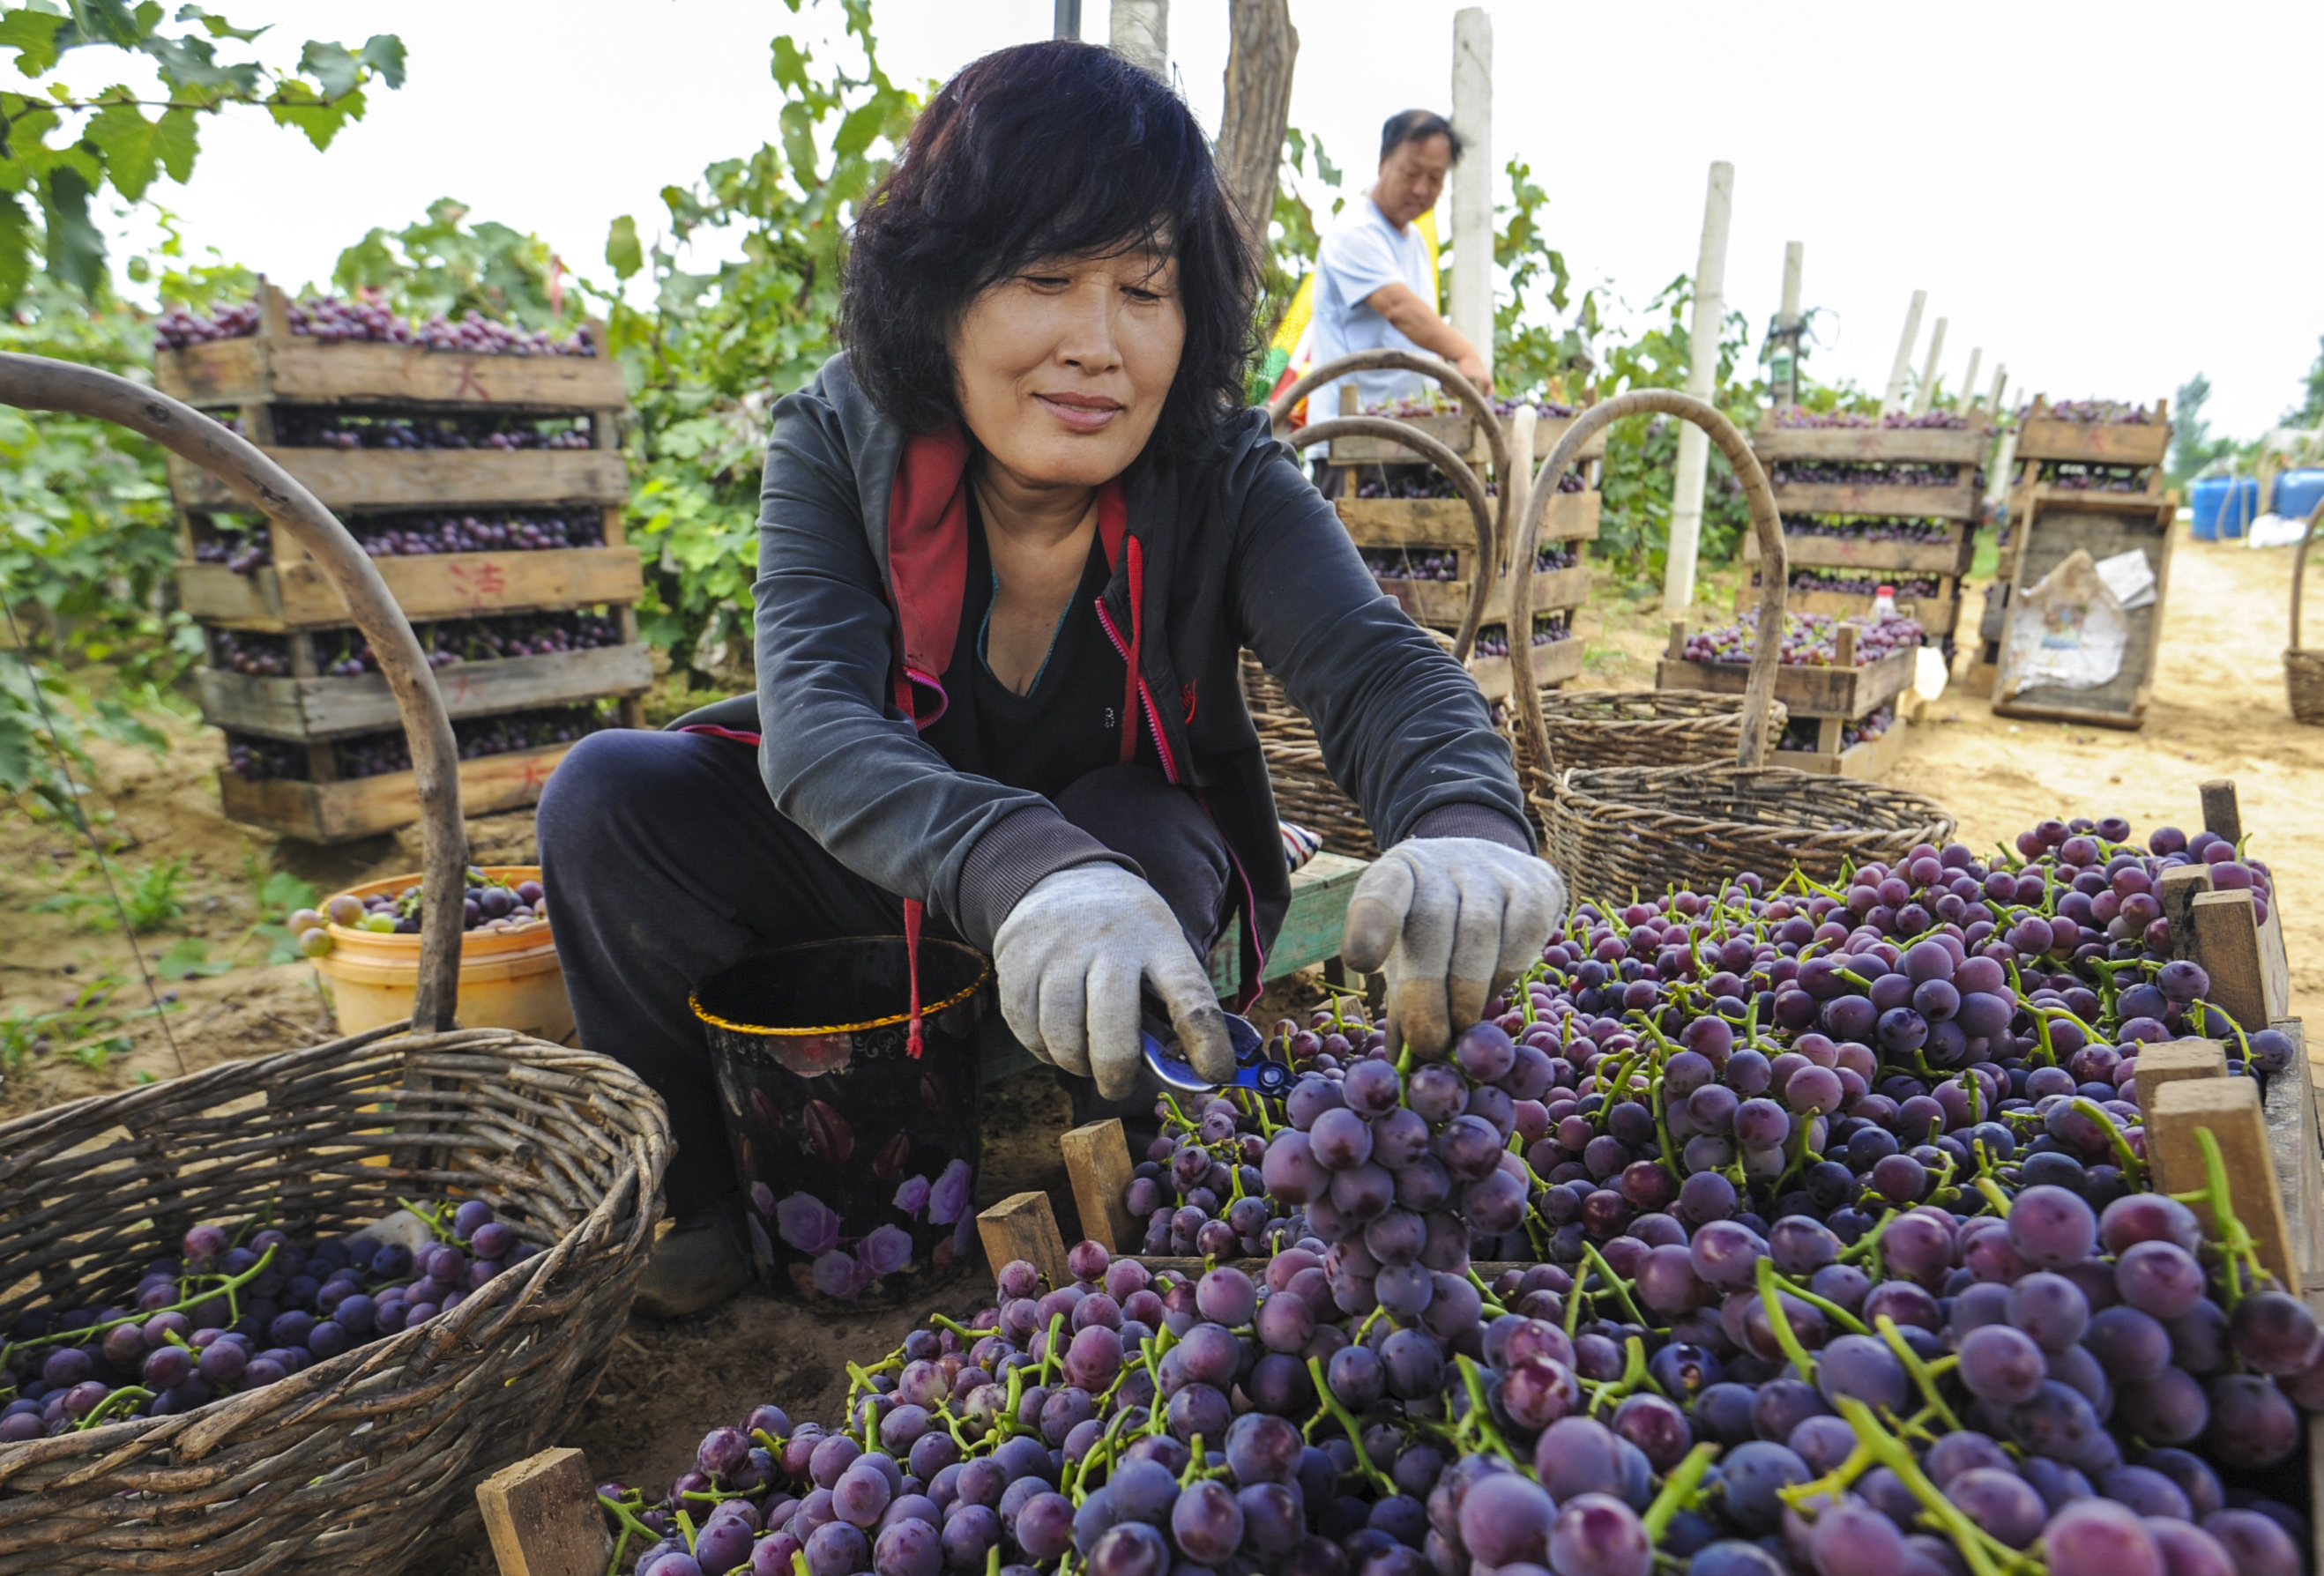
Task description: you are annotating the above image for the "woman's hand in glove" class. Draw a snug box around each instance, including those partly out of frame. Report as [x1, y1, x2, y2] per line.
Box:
[991, 864, 1233, 1100]
[1339, 836, 1568, 1059]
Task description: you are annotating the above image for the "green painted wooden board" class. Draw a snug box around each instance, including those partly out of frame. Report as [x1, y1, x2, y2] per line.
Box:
[978, 851, 1373, 1084]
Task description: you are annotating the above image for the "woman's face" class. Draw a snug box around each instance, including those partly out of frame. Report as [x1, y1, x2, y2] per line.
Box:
[950, 244, 1185, 491]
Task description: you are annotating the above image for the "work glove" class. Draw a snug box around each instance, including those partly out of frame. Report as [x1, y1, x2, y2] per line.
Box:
[1341, 836, 1568, 1059]
[993, 864, 1234, 1100]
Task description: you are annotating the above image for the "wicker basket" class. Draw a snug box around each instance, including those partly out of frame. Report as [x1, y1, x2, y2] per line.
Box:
[0, 354, 671, 1573]
[2286, 500, 2324, 725]
[1504, 390, 1955, 899]
[1536, 689, 1790, 773]
[1542, 767, 1957, 901]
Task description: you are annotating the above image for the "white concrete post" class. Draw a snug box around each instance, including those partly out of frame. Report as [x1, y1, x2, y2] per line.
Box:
[1881, 290, 1925, 415]
[1110, 0, 1167, 78]
[1449, 8, 1493, 383]
[1665, 160, 1734, 617]
[1911, 316, 1948, 414]
[1958, 347, 1983, 410]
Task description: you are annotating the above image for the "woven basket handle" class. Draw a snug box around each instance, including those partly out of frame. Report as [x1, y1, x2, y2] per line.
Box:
[0, 353, 466, 1031]
[1281, 414, 1496, 660]
[2293, 496, 2323, 656]
[1508, 390, 1787, 778]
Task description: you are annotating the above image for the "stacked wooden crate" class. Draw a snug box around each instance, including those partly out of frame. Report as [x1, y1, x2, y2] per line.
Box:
[1657, 618, 1918, 778]
[1743, 413, 1990, 658]
[1967, 398, 2174, 719]
[1324, 400, 1602, 699]
[160, 285, 646, 842]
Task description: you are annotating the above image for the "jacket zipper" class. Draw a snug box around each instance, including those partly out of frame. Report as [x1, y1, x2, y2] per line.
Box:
[1095, 598, 1180, 784]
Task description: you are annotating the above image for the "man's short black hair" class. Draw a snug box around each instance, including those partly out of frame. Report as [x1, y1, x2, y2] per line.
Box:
[841, 41, 1261, 463]
[1381, 109, 1463, 165]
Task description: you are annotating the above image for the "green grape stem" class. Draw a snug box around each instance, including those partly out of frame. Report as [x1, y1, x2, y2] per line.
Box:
[1642, 1442, 1720, 1540]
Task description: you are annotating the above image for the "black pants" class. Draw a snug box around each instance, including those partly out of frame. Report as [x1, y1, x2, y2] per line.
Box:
[536, 730, 1231, 1215]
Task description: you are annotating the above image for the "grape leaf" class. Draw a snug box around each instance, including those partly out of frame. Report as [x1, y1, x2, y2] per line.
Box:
[296, 39, 361, 99]
[0, 191, 29, 311]
[770, 35, 811, 94]
[831, 100, 884, 161]
[259, 869, 318, 915]
[157, 938, 233, 980]
[357, 33, 405, 89]
[605, 213, 642, 281]
[141, 32, 263, 93]
[0, 9, 68, 75]
[175, 7, 271, 44]
[41, 165, 105, 296]
[257, 921, 304, 966]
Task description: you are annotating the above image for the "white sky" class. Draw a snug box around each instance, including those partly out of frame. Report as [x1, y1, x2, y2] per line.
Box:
[91, 0, 2324, 440]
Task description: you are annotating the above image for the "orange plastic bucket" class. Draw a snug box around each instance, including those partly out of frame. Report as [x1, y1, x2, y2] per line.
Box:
[313, 865, 574, 1042]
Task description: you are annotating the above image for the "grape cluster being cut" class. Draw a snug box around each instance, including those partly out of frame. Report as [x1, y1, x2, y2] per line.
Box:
[1769, 408, 1983, 433]
[290, 867, 547, 953]
[1781, 704, 1894, 754]
[1684, 612, 1924, 667]
[1778, 517, 1955, 545]
[2029, 400, 2156, 426]
[2042, 464, 2150, 493]
[1474, 611, 1574, 658]
[223, 704, 604, 783]
[1769, 569, 1944, 601]
[584, 803, 2319, 1576]
[272, 407, 595, 452]
[1770, 462, 1974, 490]
[152, 294, 595, 356]
[0, 1198, 537, 1440]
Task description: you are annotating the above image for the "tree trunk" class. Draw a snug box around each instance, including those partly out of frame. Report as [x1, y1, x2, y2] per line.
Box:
[1217, 0, 1298, 239]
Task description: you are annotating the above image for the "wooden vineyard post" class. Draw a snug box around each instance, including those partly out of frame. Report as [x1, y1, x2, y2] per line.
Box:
[477, 1446, 610, 1576]
[1060, 1119, 1141, 1256]
[978, 1192, 1070, 1289]
[2147, 1077, 2296, 1292]
[2132, 1038, 2225, 1118]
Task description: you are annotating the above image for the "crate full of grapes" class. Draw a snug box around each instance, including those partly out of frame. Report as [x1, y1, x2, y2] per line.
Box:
[1659, 613, 1919, 726]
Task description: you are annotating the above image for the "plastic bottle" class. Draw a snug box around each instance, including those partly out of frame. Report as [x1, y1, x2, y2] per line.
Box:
[1873, 584, 1899, 621]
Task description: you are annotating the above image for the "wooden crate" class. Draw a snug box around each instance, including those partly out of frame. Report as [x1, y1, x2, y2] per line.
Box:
[1751, 421, 1993, 466]
[1773, 715, 1910, 779]
[181, 546, 646, 631]
[2013, 398, 2172, 468]
[154, 283, 626, 413]
[1208, 851, 1369, 996]
[1992, 490, 2176, 729]
[1467, 636, 1585, 700]
[217, 741, 576, 844]
[1744, 518, 1975, 576]
[1337, 490, 1599, 548]
[1658, 621, 1914, 721]
[199, 643, 652, 742]
[1325, 409, 1608, 467]
[1769, 478, 1981, 522]
[1381, 565, 1590, 628]
[168, 448, 629, 513]
[1739, 576, 1961, 637]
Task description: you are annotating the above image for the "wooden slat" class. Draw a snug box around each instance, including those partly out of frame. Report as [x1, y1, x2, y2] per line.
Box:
[1767, 479, 1982, 521]
[1738, 581, 1961, 636]
[475, 1446, 610, 1576]
[1750, 423, 1994, 465]
[179, 547, 646, 630]
[1994, 492, 2175, 728]
[1326, 411, 1608, 466]
[1770, 716, 1910, 779]
[1747, 529, 1973, 576]
[1337, 490, 1598, 550]
[168, 447, 629, 511]
[976, 1192, 1070, 1288]
[1465, 636, 1586, 704]
[1379, 565, 1590, 628]
[198, 644, 652, 741]
[2148, 1076, 2295, 1292]
[2190, 888, 2274, 1037]
[2198, 778, 2245, 845]
[217, 741, 575, 844]
[2159, 864, 2214, 961]
[2258, 1021, 2324, 1293]
[1656, 644, 1914, 721]
[2014, 415, 2171, 467]
[1060, 1119, 1142, 1258]
[158, 338, 628, 411]
[2133, 1038, 2226, 1116]
[1210, 851, 1369, 995]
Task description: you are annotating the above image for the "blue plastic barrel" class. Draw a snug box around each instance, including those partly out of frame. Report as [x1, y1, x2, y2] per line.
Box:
[2191, 476, 2258, 541]
[2273, 467, 2324, 524]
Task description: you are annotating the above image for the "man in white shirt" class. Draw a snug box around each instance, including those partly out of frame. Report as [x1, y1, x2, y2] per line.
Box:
[1309, 109, 1491, 421]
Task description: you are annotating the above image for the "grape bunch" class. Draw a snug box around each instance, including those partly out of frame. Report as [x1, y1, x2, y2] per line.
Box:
[1473, 611, 1573, 658]
[1364, 548, 1458, 584]
[1770, 462, 1973, 490]
[1773, 569, 1942, 601]
[310, 610, 622, 677]
[2043, 463, 2149, 493]
[1358, 395, 1580, 420]
[190, 524, 274, 576]
[272, 407, 594, 452]
[1778, 517, 1954, 545]
[291, 867, 547, 952]
[223, 704, 605, 784]
[1, 1198, 536, 1440]
[212, 629, 294, 677]
[1684, 612, 1923, 667]
[1770, 408, 1980, 433]
[349, 509, 607, 556]
[225, 735, 305, 780]
[153, 294, 595, 356]
[1780, 704, 1893, 753]
[1537, 540, 1581, 572]
[2032, 400, 2155, 426]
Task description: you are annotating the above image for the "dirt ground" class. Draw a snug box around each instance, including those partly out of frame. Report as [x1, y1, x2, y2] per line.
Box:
[4, 519, 2320, 1560]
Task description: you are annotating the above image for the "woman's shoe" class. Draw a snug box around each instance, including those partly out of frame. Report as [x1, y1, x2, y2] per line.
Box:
[633, 1194, 751, 1319]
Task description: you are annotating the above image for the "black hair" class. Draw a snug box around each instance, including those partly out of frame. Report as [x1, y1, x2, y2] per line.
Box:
[841, 41, 1261, 463]
[1380, 109, 1463, 165]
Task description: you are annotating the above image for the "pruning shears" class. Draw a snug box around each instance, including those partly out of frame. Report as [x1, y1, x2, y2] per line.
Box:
[1140, 1009, 1290, 1097]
